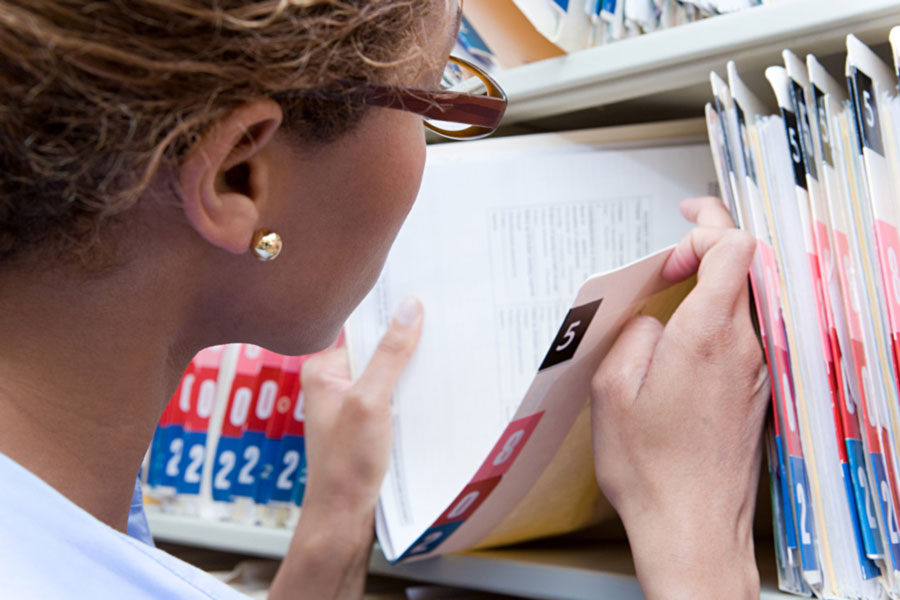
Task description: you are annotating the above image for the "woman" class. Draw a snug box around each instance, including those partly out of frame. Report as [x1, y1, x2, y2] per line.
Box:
[0, 1, 767, 598]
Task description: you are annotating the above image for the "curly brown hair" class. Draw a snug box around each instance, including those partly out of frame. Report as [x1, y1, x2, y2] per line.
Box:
[0, 0, 440, 266]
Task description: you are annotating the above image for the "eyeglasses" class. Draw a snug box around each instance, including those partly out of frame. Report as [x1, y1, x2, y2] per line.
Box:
[278, 55, 507, 141]
[360, 55, 507, 140]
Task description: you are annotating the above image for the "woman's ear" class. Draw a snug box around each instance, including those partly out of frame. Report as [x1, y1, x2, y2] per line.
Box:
[179, 98, 283, 254]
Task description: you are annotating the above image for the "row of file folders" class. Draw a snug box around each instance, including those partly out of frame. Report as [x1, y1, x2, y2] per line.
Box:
[706, 26, 900, 600]
[455, 0, 768, 73]
[143, 344, 313, 527]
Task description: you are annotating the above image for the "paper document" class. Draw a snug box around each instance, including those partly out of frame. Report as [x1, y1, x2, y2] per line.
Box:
[345, 122, 717, 561]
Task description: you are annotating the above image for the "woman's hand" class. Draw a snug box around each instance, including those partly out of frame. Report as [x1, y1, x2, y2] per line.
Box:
[300, 297, 424, 517]
[269, 297, 423, 600]
[591, 197, 769, 600]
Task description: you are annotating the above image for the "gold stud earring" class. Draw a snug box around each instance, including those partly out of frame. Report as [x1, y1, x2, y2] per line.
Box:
[250, 228, 283, 261]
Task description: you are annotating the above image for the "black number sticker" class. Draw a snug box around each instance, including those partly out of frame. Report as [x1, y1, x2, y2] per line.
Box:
[781, 109, 807, 191]
[851, 67, 883, 156]
[790, 80, 817, 181]
[539, 299, 602, 371]
[735, 103, 757, 184]
[812, 85, 834, 168]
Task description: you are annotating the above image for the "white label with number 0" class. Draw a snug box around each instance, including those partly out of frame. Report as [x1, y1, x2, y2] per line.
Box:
[197, 380, 215, 419]
[179, 374, 195, 413]
[230, 387, 252, 427]
[256, 380, 278, 420]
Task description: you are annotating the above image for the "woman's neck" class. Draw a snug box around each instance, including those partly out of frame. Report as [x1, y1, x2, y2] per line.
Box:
[0, 267, 195, 532]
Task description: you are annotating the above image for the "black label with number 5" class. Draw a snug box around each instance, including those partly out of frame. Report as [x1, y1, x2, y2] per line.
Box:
[850, 67, 883, 157]
[790, 80, 817, 182]
[812, 85, 834, 168]
[539, 299, 602, 371]
[780, 109, 807, 191]
[735, 103, 757, 185]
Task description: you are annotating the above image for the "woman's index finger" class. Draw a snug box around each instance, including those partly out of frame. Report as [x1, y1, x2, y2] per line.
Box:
[680, 196, 735, 228]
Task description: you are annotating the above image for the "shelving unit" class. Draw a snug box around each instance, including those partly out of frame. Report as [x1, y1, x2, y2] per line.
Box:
[495, 0, 900, 131]
[146, 512, 793, 600]
[147, 511, 291, 559]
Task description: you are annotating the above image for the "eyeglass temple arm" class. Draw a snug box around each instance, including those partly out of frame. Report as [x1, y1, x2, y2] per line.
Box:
[361, 90, 506, 129]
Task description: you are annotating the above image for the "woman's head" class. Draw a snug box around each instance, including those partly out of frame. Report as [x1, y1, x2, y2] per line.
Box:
[0, 0, 448, 266]
[0, 0, 458, 355]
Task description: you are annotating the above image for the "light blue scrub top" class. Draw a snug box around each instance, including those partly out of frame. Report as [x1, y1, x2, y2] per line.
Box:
[127, 476, 155, 547]
[0, 451, 249, 599]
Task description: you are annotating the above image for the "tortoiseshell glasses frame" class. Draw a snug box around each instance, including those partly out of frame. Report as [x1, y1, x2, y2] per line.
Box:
[278, 55, 507, 140]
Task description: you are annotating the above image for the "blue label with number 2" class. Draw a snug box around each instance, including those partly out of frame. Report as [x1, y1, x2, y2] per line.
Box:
[788, 456, 818, 572]
[211, 435, 241, 502]
[231, 431, 264, 499]
[400, 521, 463, 561]
[870, 453, 900, 572]
[841, 452, 880, 579]
[175, 430, 207, 495]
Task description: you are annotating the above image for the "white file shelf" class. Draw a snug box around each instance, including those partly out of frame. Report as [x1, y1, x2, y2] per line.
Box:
[146, 511, 292, 558]
[497, 0, 900, 127]
[147, 512, 794, 599]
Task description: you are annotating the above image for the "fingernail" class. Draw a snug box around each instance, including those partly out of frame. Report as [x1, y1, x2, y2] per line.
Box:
[393, 296, 422, 326]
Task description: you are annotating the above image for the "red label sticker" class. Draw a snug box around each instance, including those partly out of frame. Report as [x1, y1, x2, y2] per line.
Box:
[473, 411, 543, 482]
[433, 476, 501, 527]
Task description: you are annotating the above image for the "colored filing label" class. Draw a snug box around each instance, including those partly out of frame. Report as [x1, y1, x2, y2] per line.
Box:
[871, 453, 900, 570]
[780, 109, 808, 191]
[401, 521, 464, 561]
[847, 435, 883, 560]
[788, 455, 818, 572]
[775, 436, 797, 550]
[850, 68, 883, 156]
[539, 300, 602, 370]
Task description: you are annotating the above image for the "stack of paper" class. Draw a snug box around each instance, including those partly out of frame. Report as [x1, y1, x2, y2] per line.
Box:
[706, 29, 900, 598]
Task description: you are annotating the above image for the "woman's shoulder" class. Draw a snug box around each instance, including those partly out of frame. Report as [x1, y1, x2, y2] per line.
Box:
[0, 452, 248, 600]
